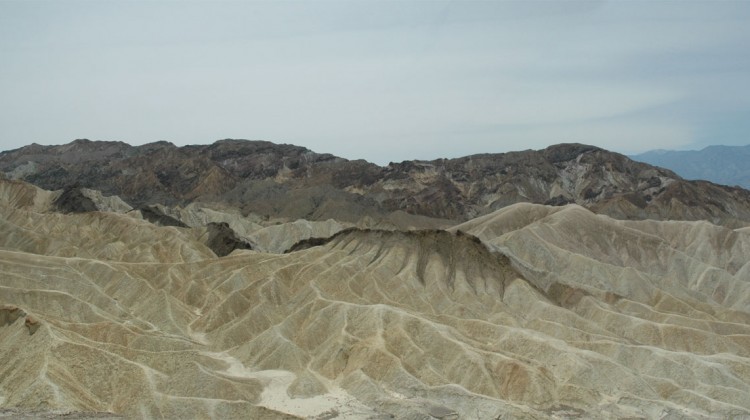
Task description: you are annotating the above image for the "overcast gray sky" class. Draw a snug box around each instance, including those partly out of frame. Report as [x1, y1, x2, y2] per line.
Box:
[1, 0, 749, 164]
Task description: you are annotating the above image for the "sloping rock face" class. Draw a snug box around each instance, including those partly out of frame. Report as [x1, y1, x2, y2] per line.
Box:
[3, 139, 750, 226]
[2, 179, 750, 418]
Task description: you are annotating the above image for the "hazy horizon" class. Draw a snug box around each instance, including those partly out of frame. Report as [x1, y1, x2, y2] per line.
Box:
[2, 1, 749, 165]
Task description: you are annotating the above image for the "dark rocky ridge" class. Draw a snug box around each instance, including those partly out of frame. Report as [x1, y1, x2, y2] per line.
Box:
[2, 139, 750, 226]
[205, 222, 254, 257]
[287, 228, 518, 293]
[53, 186, 98, 213]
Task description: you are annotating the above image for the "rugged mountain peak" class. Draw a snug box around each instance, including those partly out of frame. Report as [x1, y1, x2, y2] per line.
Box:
[542, 142, 602, 162]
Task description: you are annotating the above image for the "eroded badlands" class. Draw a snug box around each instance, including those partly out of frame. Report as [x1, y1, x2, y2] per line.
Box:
[2, 179, 750, 419]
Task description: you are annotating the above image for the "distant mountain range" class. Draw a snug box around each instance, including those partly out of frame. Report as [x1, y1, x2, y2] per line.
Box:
[3, 139, 750, 227]
[632, 145, 750, 189]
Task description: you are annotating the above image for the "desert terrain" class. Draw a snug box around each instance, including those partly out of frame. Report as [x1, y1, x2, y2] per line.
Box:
[1, 142, 750, 419]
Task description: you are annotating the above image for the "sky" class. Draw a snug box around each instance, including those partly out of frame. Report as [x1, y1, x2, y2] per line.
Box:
[1, 0, 749, 165]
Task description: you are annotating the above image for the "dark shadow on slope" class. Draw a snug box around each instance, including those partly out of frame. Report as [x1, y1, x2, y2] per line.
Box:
[139, 205, 188, 227]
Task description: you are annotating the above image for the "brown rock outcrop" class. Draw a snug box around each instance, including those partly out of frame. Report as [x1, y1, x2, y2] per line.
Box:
[23, 315, 40, 335]
[1, 304, 25, 326]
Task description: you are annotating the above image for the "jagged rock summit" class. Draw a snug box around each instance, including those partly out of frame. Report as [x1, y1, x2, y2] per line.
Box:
[3, 139, 750, 227]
